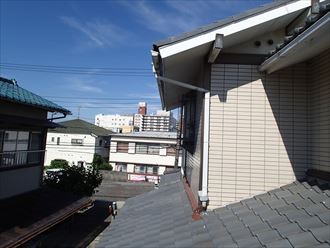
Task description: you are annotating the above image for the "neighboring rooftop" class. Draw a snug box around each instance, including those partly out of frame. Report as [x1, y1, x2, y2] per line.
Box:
[111, 131, 177, 139]
[0, 76, 70, 114]
[96, 172, 330, 248]
[50, 119, 113, 136]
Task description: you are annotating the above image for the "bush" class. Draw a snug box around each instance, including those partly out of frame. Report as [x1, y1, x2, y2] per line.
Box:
[44, 165, 102, 196]
[97, 162, 113, 171]
[48, 159, 69, 169]
[92, 153, 112, 171]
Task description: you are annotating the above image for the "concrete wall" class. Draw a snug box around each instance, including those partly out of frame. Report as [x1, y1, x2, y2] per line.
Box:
[308, 49, 330, 172]
[0, 166, 41, 199]
[208, 63, 309, 209]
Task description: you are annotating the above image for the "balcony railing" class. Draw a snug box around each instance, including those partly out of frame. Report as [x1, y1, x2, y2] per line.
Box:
[0, 150, 45, 168]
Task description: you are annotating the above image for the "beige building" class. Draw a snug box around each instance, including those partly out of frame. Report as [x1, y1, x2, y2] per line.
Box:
[152, 0, 330, 209]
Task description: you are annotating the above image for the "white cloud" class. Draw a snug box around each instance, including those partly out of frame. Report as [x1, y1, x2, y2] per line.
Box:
[121, 0, 268, 36]
[60, 16, 128, 47]
[66, 76, 105, 94]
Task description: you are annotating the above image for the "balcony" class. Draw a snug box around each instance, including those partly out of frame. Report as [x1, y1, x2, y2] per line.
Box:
[0, 150, 44, 168]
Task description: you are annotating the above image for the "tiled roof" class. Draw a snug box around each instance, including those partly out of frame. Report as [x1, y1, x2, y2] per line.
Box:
[0, 77, 70, 114]
[50, 119, 113, 136]
[111, 131, 177, 139]
[154, 0, 293, 47]
[266, 1, 330, 58]
[95, 172, 330, 248]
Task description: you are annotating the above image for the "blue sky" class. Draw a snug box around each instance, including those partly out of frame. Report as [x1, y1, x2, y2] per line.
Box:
[0, 0, 271, 123]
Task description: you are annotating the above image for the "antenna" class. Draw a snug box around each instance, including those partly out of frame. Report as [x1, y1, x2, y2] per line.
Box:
[77, 106, 81, 119]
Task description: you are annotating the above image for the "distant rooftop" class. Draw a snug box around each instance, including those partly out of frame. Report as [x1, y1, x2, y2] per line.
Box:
[111, 131, 177, 139]
[0, 76, 70, 114]
[50, 119, 113, 136]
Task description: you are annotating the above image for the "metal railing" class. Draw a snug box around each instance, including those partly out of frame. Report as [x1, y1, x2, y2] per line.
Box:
[0, 150, 45, 168]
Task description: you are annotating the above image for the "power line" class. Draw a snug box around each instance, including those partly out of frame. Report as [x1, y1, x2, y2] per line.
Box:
[0, 62, 154, 77]
[1, 62, 151, 71]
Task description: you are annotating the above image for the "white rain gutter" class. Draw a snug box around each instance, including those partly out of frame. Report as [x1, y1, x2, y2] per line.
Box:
[199, 91, 210, 208]
[154, 74, 210, 207]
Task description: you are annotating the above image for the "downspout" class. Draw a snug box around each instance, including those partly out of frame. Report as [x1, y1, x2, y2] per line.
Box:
[198, 91, 210, 209]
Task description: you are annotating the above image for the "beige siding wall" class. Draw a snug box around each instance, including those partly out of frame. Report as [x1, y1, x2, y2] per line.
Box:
[308, 50, 330, 172]
[185, 92, 204, 200]
[0, 166, 41, 199]
[208, 63, 308, 209]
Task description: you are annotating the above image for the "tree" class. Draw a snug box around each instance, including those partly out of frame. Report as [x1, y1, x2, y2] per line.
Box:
[44, 165, 102, 196]
[92, 153, 113, 171]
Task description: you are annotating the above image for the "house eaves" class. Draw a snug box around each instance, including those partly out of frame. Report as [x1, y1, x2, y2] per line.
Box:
[154, 0, 311, 59]
[260, 4, 330, 73]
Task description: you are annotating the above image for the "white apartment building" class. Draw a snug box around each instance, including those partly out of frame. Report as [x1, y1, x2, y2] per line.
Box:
[140, 110, 176, 132]
[95, 114, 134, 133]
[45, 119, 111, 166]
[109, 132, 181, 182]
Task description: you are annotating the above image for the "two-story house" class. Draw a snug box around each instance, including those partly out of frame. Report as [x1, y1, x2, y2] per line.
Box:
[151, 0, 330, 209]
[45, 119, 111, 167]
[95, 1, 330, 247]
[0, 76, 70, 199]
[110, 132, 180, 182]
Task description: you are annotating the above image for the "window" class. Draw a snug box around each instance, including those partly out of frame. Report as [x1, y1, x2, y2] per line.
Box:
[99, 139, 103, 146]
[135, 143, 160, 155]
[134, 164, 158, 175]
[117, 142, 129, 153]
[183, 92, 196, 153]
[135, 143, 148, 154]
[0, 130, 43, 167]
[71, 138, 83, 145]
[57, 137, 60, 145]
[51, 137, 55, 142]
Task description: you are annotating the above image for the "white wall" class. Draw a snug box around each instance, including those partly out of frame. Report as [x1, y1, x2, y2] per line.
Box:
[95, 114, 133, 132]
[45, 133, 98, 165]
[0, 166, 41, 199]
[109, 135, 179, 175]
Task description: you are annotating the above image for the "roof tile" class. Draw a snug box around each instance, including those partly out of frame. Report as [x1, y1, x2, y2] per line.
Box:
[0, 78, 69, 114]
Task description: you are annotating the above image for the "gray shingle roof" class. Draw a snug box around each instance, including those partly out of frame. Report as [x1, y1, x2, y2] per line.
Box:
[95, 172, 330, 248]
[49, 119, 113, 136]
[0, 76, 70, 114]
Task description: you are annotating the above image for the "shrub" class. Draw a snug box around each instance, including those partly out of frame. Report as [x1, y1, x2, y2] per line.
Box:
[92, 153, 112, 171]
[97, 162, 113, 171]
[44, 165, 102, 196]
[48, 159, 69, 169]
